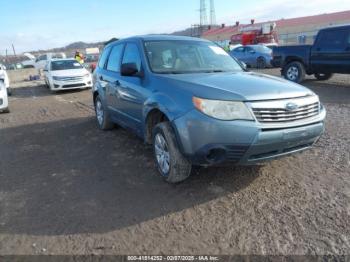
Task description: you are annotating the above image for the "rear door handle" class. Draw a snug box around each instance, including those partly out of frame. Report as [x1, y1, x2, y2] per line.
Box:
[115, 80, 121, 86]
[99, 75, 104, 81]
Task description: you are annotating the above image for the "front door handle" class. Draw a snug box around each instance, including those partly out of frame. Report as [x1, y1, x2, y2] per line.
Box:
[99, 75, 104, 81]
[115, 80, 121, 86]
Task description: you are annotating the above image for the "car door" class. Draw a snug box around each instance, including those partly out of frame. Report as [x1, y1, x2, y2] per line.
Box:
[310, 28, 348, 73]
[230, 46, 245, 61]
[116, 42, 149, 134]
[103, 44, 125, 120]
[44, 62, 50, 86]
[244, 46, 257, 66]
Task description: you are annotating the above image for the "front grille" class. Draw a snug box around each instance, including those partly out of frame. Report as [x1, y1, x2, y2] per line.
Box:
[251, 96, 320, 124]
[59, 76, 84, 82]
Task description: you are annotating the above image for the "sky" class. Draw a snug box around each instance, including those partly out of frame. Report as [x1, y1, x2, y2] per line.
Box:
[1, 0, 350, 54]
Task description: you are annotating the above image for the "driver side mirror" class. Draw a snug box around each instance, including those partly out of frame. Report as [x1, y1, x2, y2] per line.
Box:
[121, 63, 141, 77]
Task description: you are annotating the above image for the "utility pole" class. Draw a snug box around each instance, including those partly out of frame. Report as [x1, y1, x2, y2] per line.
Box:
[210, 0, 216, 26]
[12, 44, 17, 58]
[200, 0, 208, 26]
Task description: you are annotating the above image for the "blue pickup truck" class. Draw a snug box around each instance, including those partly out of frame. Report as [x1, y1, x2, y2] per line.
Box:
[93, 35, 326, 183]
[272, 25, 350, 83]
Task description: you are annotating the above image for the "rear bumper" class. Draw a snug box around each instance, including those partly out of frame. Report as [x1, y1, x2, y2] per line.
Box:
[0, 91, 9, 110]
[173, 109, 325, 166]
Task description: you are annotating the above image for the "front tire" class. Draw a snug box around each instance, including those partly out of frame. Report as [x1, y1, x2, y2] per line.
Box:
[314, 73, 333, 81]
[94, 95, 114, 130]
[7, 88, 12, 96]
[152, 122, 192, 183]
[283, 61, 305, 83]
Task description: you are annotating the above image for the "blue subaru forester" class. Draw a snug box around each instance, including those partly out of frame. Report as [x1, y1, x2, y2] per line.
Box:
[92, 35, 326, 183]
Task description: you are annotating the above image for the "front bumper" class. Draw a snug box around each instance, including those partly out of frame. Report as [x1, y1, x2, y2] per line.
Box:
[51, 78, 92, 91]
[173, 108, 326, 166]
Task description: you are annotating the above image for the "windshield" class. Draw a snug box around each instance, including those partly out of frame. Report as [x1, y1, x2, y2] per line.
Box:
[251, 45, 272, 54]
[51, 60, 83, 71]
[144, 40, 243, 74]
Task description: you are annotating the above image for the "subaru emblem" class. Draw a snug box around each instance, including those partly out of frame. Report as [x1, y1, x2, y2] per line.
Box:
[285, 102, 298, 111]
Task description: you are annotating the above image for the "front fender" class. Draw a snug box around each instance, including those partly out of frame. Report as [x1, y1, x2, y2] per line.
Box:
[143, 92, 191, 123]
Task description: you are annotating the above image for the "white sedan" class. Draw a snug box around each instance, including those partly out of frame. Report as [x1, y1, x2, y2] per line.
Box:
[0, 80, 9, 113]
[44, 59, 92, 92]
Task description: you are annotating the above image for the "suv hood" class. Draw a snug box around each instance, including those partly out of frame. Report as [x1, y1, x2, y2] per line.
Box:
[162, 72, 314, 101]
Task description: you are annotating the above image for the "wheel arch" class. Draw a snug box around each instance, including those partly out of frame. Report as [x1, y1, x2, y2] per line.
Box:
[144, 108, 171, 144]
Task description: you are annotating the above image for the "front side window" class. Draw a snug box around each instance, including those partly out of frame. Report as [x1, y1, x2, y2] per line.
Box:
[122, 43, 142, 71]
[145, 40, 243, 74]
[234, 47, 245, 52]
[106, 44, 124, 72]
[51, 60, 82, 71]
[98, 47, 111, 69]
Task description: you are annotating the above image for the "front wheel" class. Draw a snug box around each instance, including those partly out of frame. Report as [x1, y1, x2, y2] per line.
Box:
[152, 122, 192, 183]
[314, 73, 333, 81]
[283, 61, 305, 83]
[7, 88, 12, 96]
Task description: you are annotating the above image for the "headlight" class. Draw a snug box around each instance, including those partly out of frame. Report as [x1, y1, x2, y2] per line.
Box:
[84, 73, 91, 78]
[193, 97, 254, 121]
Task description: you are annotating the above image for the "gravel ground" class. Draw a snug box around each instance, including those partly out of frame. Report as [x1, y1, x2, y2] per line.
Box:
[0, 69, 349, 255]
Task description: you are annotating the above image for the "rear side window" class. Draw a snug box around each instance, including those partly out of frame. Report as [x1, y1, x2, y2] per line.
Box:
[98, 47, 111, 69]
[122, 43, 142, 71]
[106, 44, 124, 72]
[318, 29, 347, 49]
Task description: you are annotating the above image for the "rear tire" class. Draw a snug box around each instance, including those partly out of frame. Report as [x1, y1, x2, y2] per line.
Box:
[94, 95, 114, 130]
[152, 122, 192, 183]
[314, 73, 333, 81]
[256, 57, 266, 69]
[283, 61, 305, 83]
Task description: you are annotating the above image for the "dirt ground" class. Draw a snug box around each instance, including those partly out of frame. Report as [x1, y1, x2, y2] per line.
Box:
[0, 69, 349, 255]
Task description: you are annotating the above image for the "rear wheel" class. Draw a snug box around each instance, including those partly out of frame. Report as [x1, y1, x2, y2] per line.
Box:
[256, 57, 266, 69]
[283, 61, 305, 83]
[94, 95, 114, 130]
[152, 122, 191, 183]
[314, 73, 333, 81]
